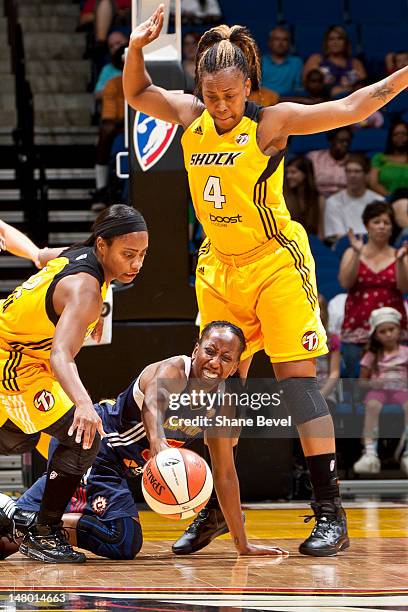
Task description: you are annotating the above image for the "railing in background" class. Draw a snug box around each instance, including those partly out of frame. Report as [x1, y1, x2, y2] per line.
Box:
[4, 0, 48, 247]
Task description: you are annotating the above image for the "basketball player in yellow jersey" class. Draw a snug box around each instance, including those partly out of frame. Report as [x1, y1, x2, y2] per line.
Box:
[0, 204, 148, 563]
[124, 5, 408, 557]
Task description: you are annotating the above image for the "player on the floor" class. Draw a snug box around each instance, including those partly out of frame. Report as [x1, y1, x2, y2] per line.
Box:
[0, 204, 148, 563]
[123, 5, 408, 557]
[0, 321, 288, 560]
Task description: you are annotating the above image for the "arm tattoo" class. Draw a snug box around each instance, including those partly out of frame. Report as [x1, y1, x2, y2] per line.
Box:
[370, 84, 394, 102]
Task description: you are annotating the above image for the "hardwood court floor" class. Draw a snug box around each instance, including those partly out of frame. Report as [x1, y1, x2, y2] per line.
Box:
[0, 504, 408, 610]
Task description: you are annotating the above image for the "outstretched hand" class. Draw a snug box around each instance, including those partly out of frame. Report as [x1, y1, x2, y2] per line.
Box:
[129, 4, 164, 50]
[396, 241, 408, 261]
[238, 543, 289, 557]
[348, 228, 364, 254]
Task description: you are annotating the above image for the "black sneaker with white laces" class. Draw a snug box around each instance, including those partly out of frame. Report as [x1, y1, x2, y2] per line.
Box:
[299, 498, 350, 557]
[172, 508, 229, 555]
[20, 523, 86, 563]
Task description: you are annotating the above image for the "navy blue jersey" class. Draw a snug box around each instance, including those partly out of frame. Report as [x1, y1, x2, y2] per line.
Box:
[17, 357, 216, 521]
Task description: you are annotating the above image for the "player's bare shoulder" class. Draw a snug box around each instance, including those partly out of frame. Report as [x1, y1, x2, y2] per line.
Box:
[257, 104, 289, 154]
[181, 97, 205, 131]
[140, 355, 188, 392]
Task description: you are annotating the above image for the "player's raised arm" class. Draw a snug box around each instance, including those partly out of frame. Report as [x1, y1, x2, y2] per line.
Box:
[206, 435, 288, 557]
[50, 274, 105, 449]
[266, 66, 408, 138]
[123, 4, 202, 128]
[140, 360, 187, 457]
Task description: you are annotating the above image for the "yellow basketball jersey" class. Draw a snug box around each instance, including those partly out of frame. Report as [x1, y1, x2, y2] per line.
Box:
[0, 246, 107, 361]
[181, 101, 291, 255]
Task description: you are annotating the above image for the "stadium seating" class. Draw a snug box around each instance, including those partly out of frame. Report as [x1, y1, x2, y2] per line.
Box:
[361, 24, 408, 60]
[288, 133, 328, 155]
[281, 0, 345, 24]
[309, 235, 343, 301]
[220, 0, 278, 52]
[350, 128, 388, 156]
[348, 0, 408, 24]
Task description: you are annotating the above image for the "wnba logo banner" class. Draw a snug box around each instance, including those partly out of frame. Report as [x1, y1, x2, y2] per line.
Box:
[133, 111, 179, 171]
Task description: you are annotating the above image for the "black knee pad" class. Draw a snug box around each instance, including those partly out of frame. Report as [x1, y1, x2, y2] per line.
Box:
[279, 377, 330, 425]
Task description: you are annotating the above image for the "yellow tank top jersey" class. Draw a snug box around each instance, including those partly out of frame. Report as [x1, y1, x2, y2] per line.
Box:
[181, 101, 291, 255]
[0, 246, 107, 362]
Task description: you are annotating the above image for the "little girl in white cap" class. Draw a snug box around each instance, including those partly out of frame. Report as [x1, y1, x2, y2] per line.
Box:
[354, 306, 408, 475]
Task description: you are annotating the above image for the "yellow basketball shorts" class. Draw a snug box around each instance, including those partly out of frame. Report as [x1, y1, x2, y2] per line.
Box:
[0, 347, 74, 434]
[196, 220, 327, 363]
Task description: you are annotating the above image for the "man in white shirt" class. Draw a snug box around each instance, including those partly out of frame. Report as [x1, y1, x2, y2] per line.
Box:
[324, 153, 384, 241]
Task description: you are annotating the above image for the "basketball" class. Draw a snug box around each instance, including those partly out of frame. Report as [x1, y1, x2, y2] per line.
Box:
[142, 448, 213, 519]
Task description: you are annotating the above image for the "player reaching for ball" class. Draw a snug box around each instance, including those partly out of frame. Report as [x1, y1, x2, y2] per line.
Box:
[0, 321, 288, 560]
[123, 4, 408, 557]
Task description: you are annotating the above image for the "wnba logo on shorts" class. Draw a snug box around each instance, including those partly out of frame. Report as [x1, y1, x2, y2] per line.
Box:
[33, 390, 55, 412]
[302, 331, 319, 352]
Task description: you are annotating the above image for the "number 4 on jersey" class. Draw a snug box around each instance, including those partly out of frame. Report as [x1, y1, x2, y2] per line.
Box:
[203, 176, 226, 209]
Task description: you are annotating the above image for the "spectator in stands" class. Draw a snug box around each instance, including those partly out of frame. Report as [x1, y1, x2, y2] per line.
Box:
[324, 153, 384, 242]
[369, 122, 408, 197]
[77, 0, 96, 31]
[93, 0, 131, 71]
[261, 27, 302, 96]
[307, 127, 352, 198]
[339, 201, 408, 377]
[284, 156, 323, 237]
[281, 69, 330, 105]
[178, 0, 222, 25]
[391, 188, 408, 242]
[93, 46, 126, 209]
[303, 26, 367, 98]
[94, 29, 129, 101]
[317, 294, 341, 409]
[182, 32, 200, 94]
[385, 50, 408, 75]
[354, 307, 408, 476]
[249, 85, 279, 107]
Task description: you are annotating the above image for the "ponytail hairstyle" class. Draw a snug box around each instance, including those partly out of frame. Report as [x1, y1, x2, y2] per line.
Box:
[364, 333, 384, 375]
[195, 24, 261, 99]
[82, 204, 147, 247]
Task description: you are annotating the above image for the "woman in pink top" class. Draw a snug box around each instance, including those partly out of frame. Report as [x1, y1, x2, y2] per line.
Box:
[354, 307, 408, 476]
[339, 201, 408, 377]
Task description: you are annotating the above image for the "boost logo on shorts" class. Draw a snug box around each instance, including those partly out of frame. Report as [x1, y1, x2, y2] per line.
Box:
[302, 331, 319, 352]
[33, 390, 55, 412]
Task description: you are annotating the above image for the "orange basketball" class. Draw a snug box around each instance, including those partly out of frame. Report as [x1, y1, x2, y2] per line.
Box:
[142, 448, 213, 519]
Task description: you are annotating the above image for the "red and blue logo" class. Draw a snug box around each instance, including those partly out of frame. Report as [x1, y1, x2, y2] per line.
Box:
[133, 111, 178, 171]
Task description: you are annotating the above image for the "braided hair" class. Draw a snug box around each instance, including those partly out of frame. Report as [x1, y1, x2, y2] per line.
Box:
[195, 24, 261, 99]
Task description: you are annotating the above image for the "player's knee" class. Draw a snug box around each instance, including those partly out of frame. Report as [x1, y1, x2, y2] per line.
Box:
[279, 377, 330, 425]
[51, 434, 100, 476]
[77, 515, 143, 560]
[116, 523, 143, 560]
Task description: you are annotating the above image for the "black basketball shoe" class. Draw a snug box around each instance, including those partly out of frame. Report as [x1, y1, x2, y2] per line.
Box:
[20, 523, 86, 563]
[0, 493, 16, 538]
[172, 508, 229, 555]
[0, 499, 38, 560]
[299, 498, 350, 557]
